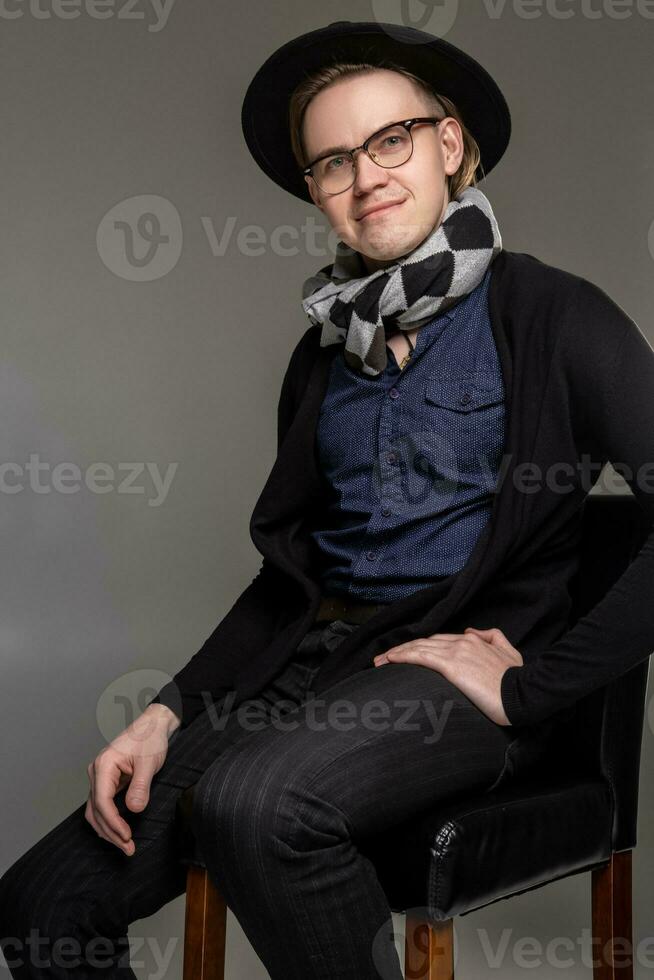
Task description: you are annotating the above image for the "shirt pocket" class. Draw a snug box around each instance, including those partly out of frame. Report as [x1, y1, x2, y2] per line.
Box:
[421, 371, 505, 477]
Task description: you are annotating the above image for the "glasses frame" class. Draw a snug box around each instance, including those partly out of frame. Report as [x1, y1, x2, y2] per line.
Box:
[302, 116, 444, 196]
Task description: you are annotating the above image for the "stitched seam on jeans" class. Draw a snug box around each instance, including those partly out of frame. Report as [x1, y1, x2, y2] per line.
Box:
[269, 726, 398, 972]
[282, 728, 393, 852]
[192, 672, 337, 848]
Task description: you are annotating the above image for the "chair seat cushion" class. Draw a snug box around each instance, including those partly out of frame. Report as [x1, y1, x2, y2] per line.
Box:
[358, 772, 613, 919]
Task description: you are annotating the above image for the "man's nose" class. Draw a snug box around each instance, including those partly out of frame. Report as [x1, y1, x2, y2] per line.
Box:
[351, 149, 390, 194]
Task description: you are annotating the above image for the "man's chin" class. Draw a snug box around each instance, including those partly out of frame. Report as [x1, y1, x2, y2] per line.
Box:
[357, 224, 436, 263]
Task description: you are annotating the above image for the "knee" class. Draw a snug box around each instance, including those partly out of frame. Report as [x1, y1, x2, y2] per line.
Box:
[0, 861, 128, 976]
[191, 753, 287, 848]
[0, 860, 65, 974]
[191, 753, 344, 860]
[1, 851, 86, 939]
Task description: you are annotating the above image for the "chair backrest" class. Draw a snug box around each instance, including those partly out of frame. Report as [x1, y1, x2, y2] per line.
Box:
[554, 492, 652, 851]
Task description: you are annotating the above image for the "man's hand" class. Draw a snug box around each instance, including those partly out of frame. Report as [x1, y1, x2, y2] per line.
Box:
[85, 703, 180, 856]
[373, 626, 523, 726]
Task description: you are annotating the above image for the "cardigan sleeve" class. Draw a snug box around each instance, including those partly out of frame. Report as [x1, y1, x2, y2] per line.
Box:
[147, 327, 316, 729]
[501, 277, 654, 727]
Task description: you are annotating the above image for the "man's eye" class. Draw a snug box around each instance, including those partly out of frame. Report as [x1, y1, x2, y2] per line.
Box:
[326, 156, 345, 171]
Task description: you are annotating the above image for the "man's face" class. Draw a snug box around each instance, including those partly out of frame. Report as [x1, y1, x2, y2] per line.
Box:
[302, 69, 464, 273]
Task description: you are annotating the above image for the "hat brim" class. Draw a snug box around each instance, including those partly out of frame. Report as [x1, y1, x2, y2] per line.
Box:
[241, 20, 511, 204]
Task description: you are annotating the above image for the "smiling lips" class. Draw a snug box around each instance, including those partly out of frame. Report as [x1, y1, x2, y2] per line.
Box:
[356, 198, 407, 221]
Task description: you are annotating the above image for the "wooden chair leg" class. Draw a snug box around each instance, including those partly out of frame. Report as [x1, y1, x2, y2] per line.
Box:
[592, 850, 633, 979]
[404, 913, 454, 980]
[183, 864, 227, 980]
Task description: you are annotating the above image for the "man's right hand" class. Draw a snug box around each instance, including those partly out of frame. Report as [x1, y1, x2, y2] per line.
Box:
[85, 703, 181, 856]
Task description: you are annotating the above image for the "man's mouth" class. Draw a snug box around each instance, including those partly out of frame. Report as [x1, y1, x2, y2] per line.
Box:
[356, 198, 407, 222]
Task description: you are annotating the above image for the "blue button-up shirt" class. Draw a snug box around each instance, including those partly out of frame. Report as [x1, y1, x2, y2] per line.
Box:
[309, 265, 506, 602]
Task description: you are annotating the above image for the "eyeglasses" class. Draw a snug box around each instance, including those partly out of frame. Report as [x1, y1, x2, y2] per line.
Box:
[302, 117, 443, 196]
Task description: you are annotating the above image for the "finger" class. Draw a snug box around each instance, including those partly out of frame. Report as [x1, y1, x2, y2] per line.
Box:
[90, 794, 133, 851]
[87, 763, 134, 854]
[124, 764, 155, 812]
[85, 798, 110, 842]
[85, 797, 134, 855]
[93, 766, 135, 842]
[379, 636, 453, 659]
[378, 640, 415, 658]
[464, 627, 520, 661]
[85, 797, 115, 844]
[93, 804, 132, 848]
[464, 626, 507, 642]
[90, 802, 135, 854]
[463, 627, 507, 650]
[374, 643, 420, 663]
[385, 647, 448, 667]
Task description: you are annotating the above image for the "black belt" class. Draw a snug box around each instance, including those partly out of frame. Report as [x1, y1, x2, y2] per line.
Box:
[314, 594, 385, 626]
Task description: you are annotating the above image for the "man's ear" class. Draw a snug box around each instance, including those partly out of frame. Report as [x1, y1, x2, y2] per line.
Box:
[305, 174, 325, 212]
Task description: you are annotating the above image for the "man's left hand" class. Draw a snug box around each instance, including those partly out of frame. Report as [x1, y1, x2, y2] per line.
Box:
[373, 626, 523, 726]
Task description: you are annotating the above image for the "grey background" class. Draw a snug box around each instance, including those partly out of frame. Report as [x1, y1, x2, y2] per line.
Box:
[2, 1, 653, 977]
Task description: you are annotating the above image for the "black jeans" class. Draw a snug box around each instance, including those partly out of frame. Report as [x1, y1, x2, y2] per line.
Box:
[0, 618, 530, 980]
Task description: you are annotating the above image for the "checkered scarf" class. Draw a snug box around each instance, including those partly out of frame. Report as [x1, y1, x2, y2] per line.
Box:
[300, 187, 502, 377]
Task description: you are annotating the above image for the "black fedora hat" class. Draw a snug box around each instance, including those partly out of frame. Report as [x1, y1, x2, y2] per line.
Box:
[241, 20, 511, 205]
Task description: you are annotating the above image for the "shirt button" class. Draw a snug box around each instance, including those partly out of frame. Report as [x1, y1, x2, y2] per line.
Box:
[387, 452, 397, 464]
[365, 550, 377, 561]
[381, 506, 391, 516]
[460, 393, 472, 405]
[389, 387, 400, 399]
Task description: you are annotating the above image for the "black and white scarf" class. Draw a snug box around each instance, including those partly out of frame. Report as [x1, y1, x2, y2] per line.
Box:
[300, 186, 502, 377]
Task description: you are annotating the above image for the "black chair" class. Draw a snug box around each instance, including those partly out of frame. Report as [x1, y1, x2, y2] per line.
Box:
[174, 491, 652, 979]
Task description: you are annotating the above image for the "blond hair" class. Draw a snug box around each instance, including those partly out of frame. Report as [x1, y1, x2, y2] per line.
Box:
[288, 61, 483, 201]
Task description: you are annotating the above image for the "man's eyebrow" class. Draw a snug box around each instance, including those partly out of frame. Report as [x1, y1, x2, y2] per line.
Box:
[309, 119, 401, 162]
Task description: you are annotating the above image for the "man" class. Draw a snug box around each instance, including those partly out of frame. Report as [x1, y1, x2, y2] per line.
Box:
[2, 20, 654, 980]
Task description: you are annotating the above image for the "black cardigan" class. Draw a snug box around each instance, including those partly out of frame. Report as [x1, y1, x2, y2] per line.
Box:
[151, 249, 654, 732]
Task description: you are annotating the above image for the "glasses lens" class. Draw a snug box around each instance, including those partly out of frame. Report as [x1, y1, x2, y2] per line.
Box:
[313, 153, 355, 194]
[368, 124, 413, 167]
